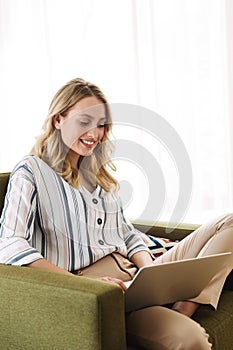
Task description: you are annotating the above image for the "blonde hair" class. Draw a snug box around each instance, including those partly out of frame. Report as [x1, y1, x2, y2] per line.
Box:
[32, 78, 118, 191]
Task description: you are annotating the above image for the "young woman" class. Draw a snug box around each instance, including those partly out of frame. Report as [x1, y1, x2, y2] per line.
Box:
[0, 78, 232, 350]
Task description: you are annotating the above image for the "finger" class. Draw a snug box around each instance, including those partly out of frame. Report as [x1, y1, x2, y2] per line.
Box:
[113, 278, 127, 292]
[98, 276, 128, 292]
[109, 278, 128, 292]
[118, 280, 128, 292]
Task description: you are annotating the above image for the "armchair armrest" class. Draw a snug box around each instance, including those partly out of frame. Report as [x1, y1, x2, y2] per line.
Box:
[0, 264, 126, 350]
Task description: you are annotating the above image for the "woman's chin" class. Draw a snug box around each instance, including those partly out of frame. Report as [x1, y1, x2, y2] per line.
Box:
[76, 147, 94, 157]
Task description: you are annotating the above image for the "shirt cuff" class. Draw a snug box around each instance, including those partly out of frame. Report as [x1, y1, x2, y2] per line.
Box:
[0, 237, 43, 266]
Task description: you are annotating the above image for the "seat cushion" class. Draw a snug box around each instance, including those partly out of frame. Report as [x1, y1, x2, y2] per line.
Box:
[193, 290, 233, 350]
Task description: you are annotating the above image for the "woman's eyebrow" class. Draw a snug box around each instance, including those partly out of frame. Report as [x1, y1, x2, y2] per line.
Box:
[79, 113, 106, 121]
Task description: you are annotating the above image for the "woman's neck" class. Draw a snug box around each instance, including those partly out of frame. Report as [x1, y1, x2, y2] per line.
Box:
[66, 150, 80, 170]
[66, 151, 96, 192]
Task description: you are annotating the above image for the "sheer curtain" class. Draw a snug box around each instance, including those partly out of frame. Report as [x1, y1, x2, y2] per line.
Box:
[0, 0, 232, 225]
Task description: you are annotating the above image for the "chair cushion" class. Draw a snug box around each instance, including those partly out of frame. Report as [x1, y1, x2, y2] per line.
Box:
[193, 290, 233, 350]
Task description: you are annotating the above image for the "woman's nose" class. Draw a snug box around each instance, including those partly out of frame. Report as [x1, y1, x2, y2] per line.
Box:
[86, 126, 98, 139]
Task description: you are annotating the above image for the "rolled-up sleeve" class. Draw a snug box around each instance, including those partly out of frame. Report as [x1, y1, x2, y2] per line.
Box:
[0, 166, 43, 265]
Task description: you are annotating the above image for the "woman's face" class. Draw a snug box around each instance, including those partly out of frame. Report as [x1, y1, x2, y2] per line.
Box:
[54, 96, 107, 159]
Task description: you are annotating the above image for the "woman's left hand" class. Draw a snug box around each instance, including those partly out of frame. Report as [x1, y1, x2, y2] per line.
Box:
[97, 276, 127, 292]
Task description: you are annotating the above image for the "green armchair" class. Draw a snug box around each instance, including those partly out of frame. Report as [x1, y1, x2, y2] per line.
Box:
[0, 173, 232, 350]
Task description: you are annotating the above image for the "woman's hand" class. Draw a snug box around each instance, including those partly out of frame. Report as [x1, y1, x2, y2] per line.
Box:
[97, 276, 128, 292]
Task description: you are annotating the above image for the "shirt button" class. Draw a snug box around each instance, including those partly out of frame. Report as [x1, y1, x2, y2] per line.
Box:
[92, 198, 98, 204]
[97, 218, 102, 225]
[98, 240, 104, 245]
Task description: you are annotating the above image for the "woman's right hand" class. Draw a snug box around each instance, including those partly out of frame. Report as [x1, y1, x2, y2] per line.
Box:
[97, 276, 128, 292]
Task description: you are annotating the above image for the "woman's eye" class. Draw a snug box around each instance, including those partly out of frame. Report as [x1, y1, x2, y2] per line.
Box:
[98, 119, 107, 128]
[80, 121, 90, 127]
[98, 123, 105, 128]
[79, 119, 106, 128]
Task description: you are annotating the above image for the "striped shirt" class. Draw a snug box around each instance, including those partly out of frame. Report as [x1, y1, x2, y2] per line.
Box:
[0, 155, 149, 271]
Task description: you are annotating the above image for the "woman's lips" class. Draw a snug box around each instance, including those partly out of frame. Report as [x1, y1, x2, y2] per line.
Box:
[80, 139, 96, 149]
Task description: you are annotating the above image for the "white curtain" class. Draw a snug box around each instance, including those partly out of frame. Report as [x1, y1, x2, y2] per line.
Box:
[0, 0, 232, 225]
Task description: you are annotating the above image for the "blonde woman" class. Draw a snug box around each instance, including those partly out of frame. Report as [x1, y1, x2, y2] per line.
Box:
[0, 78, 232, 350]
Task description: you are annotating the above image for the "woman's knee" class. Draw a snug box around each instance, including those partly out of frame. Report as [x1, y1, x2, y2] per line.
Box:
[173, 322, 212, 350]
[215, 213, 233, 231]
[126, 306, 212, 350]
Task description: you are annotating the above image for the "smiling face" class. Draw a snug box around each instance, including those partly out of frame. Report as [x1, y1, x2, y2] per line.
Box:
[53, 96, 107, 166]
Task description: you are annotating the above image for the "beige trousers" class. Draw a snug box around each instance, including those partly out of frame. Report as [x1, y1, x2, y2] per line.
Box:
[77, 213, 233, 350]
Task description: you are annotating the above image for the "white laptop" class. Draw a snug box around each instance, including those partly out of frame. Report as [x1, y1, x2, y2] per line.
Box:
[124, 252, 232, 312]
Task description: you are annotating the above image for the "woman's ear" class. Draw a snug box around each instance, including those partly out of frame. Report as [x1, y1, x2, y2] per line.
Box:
[53, 114, 61, 129]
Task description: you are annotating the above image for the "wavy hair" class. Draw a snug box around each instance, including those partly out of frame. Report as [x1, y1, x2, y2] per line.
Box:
[32, 78, 118, 191]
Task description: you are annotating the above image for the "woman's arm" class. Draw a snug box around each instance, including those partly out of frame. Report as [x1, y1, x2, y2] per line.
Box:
[26, 258, 73, 275]
[130, 250, 154, 268]
[0, 166, 44, 265]
[27, 258, 128, 291]
[117, 194, 154, 264]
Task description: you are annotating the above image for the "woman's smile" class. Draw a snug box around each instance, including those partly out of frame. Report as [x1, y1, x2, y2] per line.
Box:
[80, 137, 97, 149]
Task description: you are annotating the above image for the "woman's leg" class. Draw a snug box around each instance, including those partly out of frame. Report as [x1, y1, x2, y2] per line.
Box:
[154, 213, 233, 309]
[126, 306, 212, 350]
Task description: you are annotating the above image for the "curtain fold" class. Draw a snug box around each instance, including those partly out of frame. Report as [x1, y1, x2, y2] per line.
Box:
[0, 0, 232, 225]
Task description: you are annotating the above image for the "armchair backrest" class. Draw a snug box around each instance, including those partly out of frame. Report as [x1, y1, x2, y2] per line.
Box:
[0, 173, 10, 217]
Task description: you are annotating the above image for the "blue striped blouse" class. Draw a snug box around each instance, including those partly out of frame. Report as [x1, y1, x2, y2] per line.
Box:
[0, 155, 149, 271]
